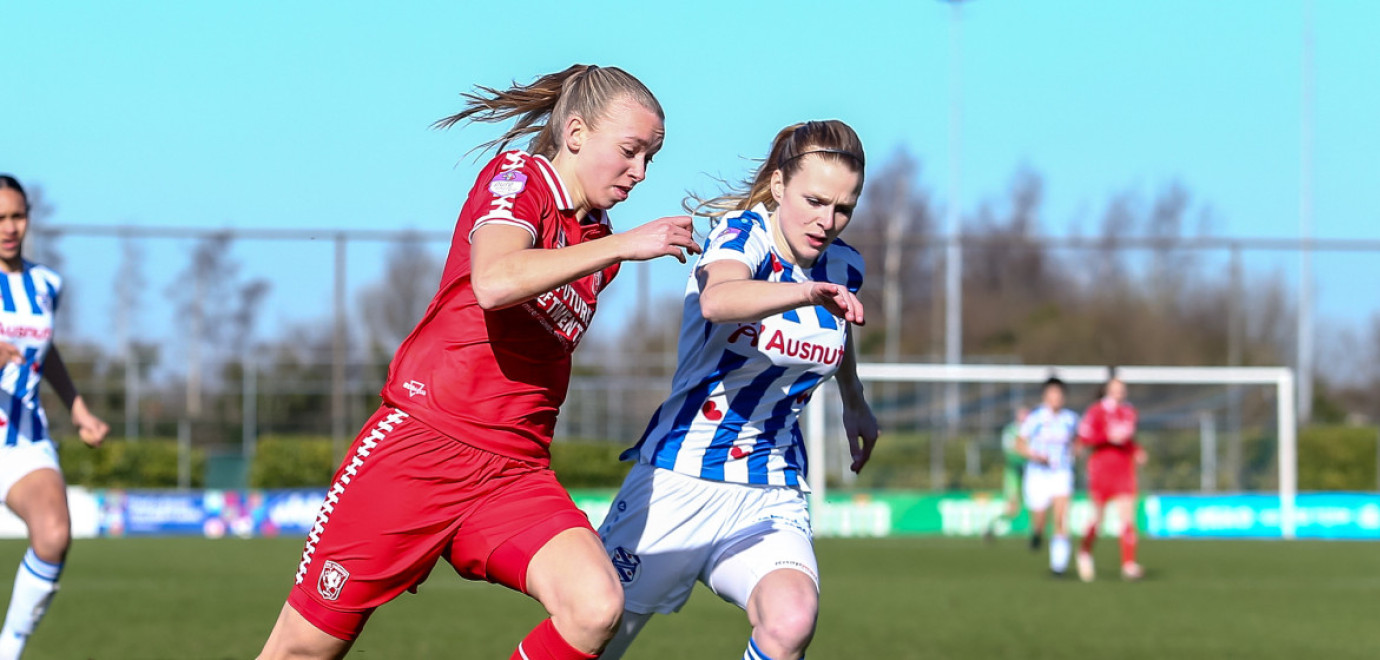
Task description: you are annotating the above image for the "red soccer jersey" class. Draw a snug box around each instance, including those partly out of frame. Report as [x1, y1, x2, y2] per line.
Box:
[381, 150, 619, 465]
[1079, 399, 1140, 461]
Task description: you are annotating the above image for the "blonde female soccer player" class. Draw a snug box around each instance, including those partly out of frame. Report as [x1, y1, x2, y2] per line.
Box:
[258, 65, 699, 660]
[599, 120, 879, 660]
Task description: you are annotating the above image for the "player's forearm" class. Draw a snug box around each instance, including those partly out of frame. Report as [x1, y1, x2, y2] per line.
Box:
[42, 346, 80, 410]
[699, 279, 813, 324]
[472, 236, 627, 310]
[836, 330, 868, 409]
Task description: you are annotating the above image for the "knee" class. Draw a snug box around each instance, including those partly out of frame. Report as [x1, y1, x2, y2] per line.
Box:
[30, 517, 70, 563]
[562, 579, 624, 641]
[757, 600, 818, 652]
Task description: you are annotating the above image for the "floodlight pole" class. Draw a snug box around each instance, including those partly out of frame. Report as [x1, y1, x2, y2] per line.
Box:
[943, 0, 967, 435]
[1297, 0, 1315, 424]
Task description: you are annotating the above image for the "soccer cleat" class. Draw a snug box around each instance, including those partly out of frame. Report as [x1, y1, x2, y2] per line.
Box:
[1121, 562, 1144, 581]
[1077, 551, 1095, 583]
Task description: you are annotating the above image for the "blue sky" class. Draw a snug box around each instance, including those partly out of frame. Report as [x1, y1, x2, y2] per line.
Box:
[3, 0, 1378, 358]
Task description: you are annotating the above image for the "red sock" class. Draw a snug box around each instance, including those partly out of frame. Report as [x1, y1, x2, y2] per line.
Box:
[511, 618, 598, 660]
[1121, 524, 1138, 565]
[1080, 523, 1098, 554]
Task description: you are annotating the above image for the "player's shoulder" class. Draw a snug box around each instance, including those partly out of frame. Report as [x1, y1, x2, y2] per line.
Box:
[477, 149, 569, 205]
[24, 261, 61, 290]
[718, 205, 770, 235]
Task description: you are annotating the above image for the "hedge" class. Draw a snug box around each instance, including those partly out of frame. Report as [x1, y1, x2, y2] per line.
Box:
[44, 425, 1380, 491]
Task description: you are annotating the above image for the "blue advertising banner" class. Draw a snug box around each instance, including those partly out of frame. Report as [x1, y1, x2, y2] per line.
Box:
[1145, 493, 1380, 539]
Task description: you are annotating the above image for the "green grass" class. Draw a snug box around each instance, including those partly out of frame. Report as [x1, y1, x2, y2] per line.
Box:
[1, 536, 1376, 659]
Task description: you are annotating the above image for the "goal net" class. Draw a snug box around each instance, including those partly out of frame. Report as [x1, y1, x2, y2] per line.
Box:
[803, 364, 1299, 538]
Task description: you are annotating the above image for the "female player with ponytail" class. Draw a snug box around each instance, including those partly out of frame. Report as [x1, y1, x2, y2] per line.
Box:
[258, 65, 699, 660]
[598, 120, 878, 660]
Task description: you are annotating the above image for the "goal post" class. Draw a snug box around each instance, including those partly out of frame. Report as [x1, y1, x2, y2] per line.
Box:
[806, 364, 1298, 538]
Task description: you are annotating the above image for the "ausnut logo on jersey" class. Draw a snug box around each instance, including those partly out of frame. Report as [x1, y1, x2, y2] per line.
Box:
[726, 314, 846, 368]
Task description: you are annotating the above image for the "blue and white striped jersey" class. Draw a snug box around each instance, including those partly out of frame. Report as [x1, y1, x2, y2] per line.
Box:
[621, 204, 865, 488]
[1020, 405, 1080, 473]
[0, 262, 60, 447]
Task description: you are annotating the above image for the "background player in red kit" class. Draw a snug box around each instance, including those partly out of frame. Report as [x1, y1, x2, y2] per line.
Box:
[258, 65, 700, 660]
[1076, 375, 1146, 582]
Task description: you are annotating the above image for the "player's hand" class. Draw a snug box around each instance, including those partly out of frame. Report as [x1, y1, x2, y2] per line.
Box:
[843, 402, 880, 474]
[0, 342, 22, 365]
[806, 283, 865, 325]
[1032, 453, 1051, 466]
[619, 216, 702, 263]
[71, 397, 108, 448]
[1134, 448, 1148, 466]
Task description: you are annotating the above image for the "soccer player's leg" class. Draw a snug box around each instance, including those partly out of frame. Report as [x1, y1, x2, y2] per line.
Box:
[596, 465, 715, 659]
[706, 491, 819, 660]
[1049, 493, 1072, 576]
[1024, 471, 1049, 552]
[261, 407, 467, 659]
[454, 465, 644, 659]
[1078, 473, 1107, 582]
[1113, 493, 1143, 579]
[0, 454, 68, 660]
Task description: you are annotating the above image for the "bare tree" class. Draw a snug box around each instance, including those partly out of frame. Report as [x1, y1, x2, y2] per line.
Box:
[356, 233, 442, 360]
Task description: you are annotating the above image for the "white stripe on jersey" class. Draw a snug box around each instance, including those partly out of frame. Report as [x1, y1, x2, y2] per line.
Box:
[1020, 405, 1080, 473]
[0, 262, 61, 448]
[623, 203, 866, 488]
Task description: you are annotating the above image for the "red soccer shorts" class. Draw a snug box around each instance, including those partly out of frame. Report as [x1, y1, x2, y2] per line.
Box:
[287, 405, 594, 641]
[1088, 452, 1137, 504]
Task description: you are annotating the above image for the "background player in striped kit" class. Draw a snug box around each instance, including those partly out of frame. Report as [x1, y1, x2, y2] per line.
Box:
[1076, 375, 1146, 581]
[598, 121, 878, 660]
[1016, 377, 1080, 576]
[257, 66, 699, 660]
[0, 176, 109, 660]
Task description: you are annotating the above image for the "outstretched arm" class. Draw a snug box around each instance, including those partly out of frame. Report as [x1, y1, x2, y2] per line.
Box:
[470, 216, 701, 310]
[43, 346, 108, 447]
[696, 261, 864, 325]
[835, 328, 879, 473]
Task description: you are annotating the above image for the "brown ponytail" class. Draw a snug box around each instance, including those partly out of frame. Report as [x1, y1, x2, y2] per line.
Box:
[434, 64, 664, 159]
[687, 120, 865, 219]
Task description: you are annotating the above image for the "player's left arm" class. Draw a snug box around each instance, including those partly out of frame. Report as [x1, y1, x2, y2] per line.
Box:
[836, 327, 878, 473]
[43, 346, 109, 448]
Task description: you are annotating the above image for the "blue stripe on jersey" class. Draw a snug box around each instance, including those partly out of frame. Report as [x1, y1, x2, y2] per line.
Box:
[0, 276, 14, 313]
[6, 348, 38, 446]
[649, 350, 751, 463]
[784, 425, 805, 487]
[720, 213, 761, 254]
[782, 309, 800, 323]
[807, 260, 839, 329]
[699, 365, 787, 481]
[846, 264, 863, 293]
[29, 358, 46, 442]
[45, 280, 58, 312]
[20, 269, 42, 315]
[747, 371, 825, 484]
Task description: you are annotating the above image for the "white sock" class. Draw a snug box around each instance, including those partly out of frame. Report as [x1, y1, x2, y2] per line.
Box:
[0, 549, 62, 660]
[1050, 535, 1071, 573]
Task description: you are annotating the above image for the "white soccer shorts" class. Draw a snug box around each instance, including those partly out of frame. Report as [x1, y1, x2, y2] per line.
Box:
[0, 441, 61, 504]
[599, 463, 819, 615]
[1023, 467, 1073, 513]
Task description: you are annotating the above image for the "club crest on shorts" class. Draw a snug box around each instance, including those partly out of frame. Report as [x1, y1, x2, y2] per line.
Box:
[488, 170, 528, 197]
[318, 560, 350, 601]
[610, 547, 641, 584]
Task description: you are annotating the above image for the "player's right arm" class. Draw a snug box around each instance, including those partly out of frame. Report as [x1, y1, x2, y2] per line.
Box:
[696, 261, 864, 325]
[470, 217, 699, 310]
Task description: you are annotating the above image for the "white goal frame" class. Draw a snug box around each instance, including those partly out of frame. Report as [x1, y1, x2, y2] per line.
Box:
[806, 364, 1299, 538]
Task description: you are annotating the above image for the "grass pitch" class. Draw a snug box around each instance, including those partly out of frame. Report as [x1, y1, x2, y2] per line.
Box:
[0, 535, 1374, 659]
